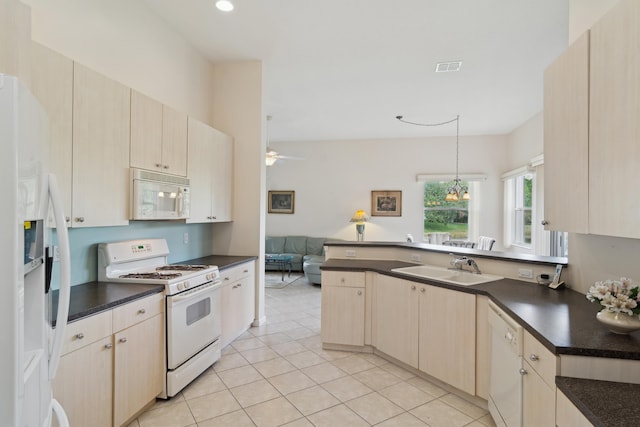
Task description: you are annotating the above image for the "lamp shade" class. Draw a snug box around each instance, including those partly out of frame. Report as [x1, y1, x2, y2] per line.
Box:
[350, 210, 369, 223]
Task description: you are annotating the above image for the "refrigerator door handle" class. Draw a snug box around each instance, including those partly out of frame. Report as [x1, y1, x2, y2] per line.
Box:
[47, 173, 71, 380]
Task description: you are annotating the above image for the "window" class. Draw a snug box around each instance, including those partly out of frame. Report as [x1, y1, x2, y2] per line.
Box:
[423, 181, 470, 240]
[504, 171, 534, 248]
[514, 174, 533, 245]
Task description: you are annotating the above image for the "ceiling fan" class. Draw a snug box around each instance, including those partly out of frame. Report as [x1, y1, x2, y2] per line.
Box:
[265, 115, 304, 166]
[265, 147, 303, 166]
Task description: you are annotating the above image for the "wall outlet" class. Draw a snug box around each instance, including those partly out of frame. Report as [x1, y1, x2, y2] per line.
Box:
[411, 253, 421, 262]
[183, 232, 189, 244]
[345, 250, 357, 257]
[518, 268, 533, 279]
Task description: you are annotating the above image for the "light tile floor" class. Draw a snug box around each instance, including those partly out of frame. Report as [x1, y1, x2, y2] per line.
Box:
[128, 275, 497, 427]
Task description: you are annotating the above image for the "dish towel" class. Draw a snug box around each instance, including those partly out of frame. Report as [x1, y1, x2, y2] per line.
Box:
[477, 236, 495, 251]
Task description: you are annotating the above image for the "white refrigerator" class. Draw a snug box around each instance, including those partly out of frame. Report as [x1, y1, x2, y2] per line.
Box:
[0, 74, 71, 426]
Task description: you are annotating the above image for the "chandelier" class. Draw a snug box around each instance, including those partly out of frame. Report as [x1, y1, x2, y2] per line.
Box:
[395, 114, 469, 201]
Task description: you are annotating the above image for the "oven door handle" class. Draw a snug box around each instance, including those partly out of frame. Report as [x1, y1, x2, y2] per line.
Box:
[169, 282, 218, 304]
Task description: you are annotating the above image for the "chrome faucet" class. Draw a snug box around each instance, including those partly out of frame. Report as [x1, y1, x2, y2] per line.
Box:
[449, 255, 482, 274]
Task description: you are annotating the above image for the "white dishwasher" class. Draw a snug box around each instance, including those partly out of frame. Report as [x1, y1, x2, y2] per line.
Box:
[488, 300, 523, 427]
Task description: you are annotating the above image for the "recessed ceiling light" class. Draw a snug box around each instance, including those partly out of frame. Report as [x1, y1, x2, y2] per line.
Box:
[435, 61, 462, 73]
[215, 0, 234, 12]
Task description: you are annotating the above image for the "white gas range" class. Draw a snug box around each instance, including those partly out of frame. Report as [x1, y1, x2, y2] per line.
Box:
[98, 239, 222, 398]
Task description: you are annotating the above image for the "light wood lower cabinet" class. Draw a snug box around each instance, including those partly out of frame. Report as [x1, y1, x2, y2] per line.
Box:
[372, 274, 476, 395]
[556, 389, 593, 427]
[374, 275, 419, 367]
[221, 261, 256, 347]
[53, 293, 164, 427]
[54, 336, 113, 427]
[522, 330, 558, 427]
[321, 271, 366, 347]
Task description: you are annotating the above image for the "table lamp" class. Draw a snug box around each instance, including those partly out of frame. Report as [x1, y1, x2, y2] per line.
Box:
[350, 210, 369, 241]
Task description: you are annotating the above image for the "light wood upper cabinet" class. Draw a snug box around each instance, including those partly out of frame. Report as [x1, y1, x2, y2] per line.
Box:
[161, 105, 188, 176]
[589, 0, 640, 238]
[187, 117, 233, 223]
[72, 63, 130, 227]
[543, 31, 590, 234]
[30, 42, 74, 226]
[130, 91, 188, 177]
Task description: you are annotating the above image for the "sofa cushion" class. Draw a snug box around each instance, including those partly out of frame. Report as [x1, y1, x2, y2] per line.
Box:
[284, 236, 307, 255]
[306, 237, 326, 256]
[265, 236, 286, 254]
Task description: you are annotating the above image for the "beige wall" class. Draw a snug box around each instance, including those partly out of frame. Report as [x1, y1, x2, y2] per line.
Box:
[23, 0, 213, 124]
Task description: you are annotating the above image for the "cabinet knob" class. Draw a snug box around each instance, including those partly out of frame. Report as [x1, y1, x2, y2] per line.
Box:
[75, 333, 84, 340]
[411, 285, 416, 290]
[155, 163, 162, 168]
[224, 277, 230, 281]
[529, 354, 539, 361]
[519, 368, 528, 375]
[420, 287, 426, 293]
[119, 337, 127, 343]
[163, 165, 169, 169]
[74, 217, 85, 223]
[138, 308, 146, 314]
[243, 270, 249, 273]
[541, 220, 549, 226]
[65, 216, 70, 223]
[105, 343, 113, 349]
[357, 290, 362, 296]
[340, 278, 345, 284]
[211, 216, 217, 220]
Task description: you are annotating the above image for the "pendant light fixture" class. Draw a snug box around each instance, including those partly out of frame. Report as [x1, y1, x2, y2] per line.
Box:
[396, 114, 469, 201]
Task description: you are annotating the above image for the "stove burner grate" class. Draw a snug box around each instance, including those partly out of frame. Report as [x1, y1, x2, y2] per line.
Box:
[119, 272, 183, 280]
[156, 265, 210, 271]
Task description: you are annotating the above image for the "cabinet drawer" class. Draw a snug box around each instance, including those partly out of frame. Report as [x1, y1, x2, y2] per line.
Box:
[524, 330, 558, 388]
[322, 271, 366, 288]
[112, 292, 164, 332]
[221, 261, 255, 284]
[61, 310, 112, 356]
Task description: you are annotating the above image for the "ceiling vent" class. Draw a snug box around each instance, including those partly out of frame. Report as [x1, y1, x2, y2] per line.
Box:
[435, 61, 462, 73]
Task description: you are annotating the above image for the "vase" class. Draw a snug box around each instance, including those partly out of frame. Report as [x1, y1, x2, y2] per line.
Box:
[596, 310, 640, 335]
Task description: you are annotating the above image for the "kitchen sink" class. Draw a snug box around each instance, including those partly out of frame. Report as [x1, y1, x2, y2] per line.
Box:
[391, 265, 503, 286]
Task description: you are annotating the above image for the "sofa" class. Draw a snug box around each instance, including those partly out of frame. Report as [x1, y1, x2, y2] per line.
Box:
[265, 236, 325, 284]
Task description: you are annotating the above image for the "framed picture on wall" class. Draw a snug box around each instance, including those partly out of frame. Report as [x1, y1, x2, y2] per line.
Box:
[371, 190, 402, 216]
[268, 190, 295, 214]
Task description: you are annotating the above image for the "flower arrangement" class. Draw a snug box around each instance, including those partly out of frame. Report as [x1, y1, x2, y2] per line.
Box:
[586, 277, 640, 318]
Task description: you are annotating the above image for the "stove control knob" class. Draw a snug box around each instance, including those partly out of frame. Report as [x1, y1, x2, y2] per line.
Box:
[177, 283, 184, 291]
[184, 281, 190, 289]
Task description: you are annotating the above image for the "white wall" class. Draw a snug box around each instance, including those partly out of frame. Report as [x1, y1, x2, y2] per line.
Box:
[266, 135, 508, 249]
[23, 0, 213, 123]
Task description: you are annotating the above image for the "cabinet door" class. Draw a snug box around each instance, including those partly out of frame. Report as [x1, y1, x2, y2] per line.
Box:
[72, 63, 130, 227]
[210, 130, 233, 222]
[162, 105, 188, 177]
[556, 389, 593, 427]
[321, 286, 365, 346]
[113, 313, 164, 426]
[186, 117, 214, 223]
[419, 286, 476, 395]
[52, 337, 113, 427]
[522, 361, 555, 427]
[373, 275, 419, 368]
[543, 31, 590, 233]
[130, 90, 163, 172]
[589, 0, 640, 238]
[220, 264, 255, 348]
[30, 42, 74, 226]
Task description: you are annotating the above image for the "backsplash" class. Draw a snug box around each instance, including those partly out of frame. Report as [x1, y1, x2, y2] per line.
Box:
[50, 221, 215, 289]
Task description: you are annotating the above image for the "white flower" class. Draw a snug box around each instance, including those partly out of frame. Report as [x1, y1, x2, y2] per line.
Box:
[586, 277, 640, 316]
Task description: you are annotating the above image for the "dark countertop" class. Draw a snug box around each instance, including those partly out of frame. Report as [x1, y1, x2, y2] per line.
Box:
[556, 377, 640, 427]
[54, 255, 257, 324]
[52, 282, 164, 325]
[178, 255, 257, 271]
[324, 240, 568, 266]
[322, 258, 640, 426]
[321, 258, 640, 359]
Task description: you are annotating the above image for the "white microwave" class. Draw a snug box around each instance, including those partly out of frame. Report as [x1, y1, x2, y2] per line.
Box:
[131, 168, 190, 220]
